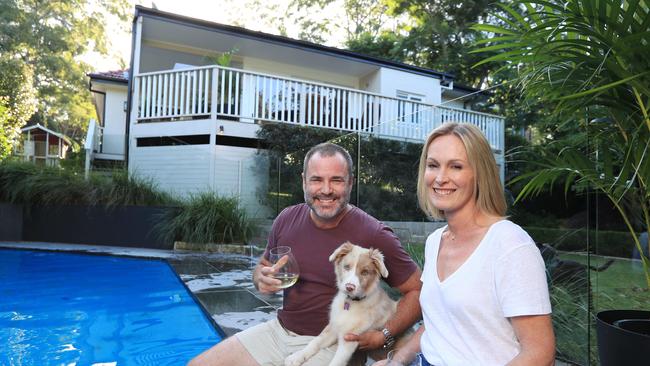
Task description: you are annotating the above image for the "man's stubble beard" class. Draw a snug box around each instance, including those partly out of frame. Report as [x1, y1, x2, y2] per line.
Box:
[304, 189, 351, 221]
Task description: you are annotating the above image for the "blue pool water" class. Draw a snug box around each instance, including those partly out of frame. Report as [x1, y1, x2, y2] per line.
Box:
[0, 249, 222, 366]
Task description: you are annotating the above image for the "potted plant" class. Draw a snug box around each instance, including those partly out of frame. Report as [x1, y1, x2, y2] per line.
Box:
[204, 48, 241, 119]
[472, 0, 649, 364]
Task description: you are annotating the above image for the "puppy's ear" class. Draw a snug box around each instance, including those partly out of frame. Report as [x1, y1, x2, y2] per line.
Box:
[369, 248, 389, 278]
[329, 241, 354, 263]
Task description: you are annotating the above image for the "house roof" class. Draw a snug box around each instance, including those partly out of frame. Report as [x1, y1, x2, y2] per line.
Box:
[88, 70, 129, 84]
[21, 124, 71, 144]
[453, 84, 481, 93]
[134, 5, 454, 81]
[443, 83, 490, 99]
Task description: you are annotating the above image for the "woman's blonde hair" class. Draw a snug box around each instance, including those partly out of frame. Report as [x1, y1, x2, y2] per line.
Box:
[416, 122, 507, 219]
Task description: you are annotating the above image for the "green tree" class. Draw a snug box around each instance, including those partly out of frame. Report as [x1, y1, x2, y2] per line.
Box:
[286, 0, 497, 88]
[382, 0, 496, 86]
[345, 32, 409, 62]
[0, 55, 36, 159]
[473, 0, 650, 287]
[0, 0, 129, 141]
[288, 0, 392, 44]
[0, 101, 12, 159]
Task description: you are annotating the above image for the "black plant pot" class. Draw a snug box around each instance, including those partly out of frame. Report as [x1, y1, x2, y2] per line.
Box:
[596, 310, 650, 366]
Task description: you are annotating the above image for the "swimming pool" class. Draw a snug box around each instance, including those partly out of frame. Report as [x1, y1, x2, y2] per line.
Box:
[0, 249, 223, 366]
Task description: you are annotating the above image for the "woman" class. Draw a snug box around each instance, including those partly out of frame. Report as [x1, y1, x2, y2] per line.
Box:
[376, 123, 555, 366]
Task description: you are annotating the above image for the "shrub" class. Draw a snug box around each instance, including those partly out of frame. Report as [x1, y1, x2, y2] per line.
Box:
[154, 192, 254, 244]
[524, 226, 637, 258]
[97, 170, 177, 207]
[0, 161, 176, 207]
[404, 242, 425, 269]
[0, 161, 89, 205]
[1, 161, 256, 245]
[549, 284, 594, 365]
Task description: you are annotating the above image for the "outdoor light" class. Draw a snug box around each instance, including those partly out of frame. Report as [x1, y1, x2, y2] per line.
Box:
[218, 125, 224, 135]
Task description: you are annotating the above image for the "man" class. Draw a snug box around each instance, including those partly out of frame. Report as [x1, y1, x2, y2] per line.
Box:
[189, 142, 422, 366]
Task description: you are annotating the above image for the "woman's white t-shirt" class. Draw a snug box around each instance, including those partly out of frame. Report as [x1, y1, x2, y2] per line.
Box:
[419, 220, 551, 366]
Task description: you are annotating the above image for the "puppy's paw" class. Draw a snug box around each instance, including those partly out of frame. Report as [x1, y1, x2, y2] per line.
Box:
[285, 352, 306, 366]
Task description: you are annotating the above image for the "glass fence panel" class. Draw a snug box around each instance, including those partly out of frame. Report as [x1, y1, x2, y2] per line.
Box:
[505, 151, 592, 365]
[356, 133, 427, 223]
[591, 204, 648, 366]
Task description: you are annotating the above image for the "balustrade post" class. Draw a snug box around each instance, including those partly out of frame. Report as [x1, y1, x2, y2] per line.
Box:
[299, 84, 306, 125]
[210, 68, 218, 120]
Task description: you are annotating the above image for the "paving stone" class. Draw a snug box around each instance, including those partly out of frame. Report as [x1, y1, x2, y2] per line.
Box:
[167, 258, 220, 275]
[182, 269, 255, 292]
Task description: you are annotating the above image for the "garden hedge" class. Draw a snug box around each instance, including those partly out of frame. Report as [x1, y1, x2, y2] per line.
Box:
[524, 226, 638, 258]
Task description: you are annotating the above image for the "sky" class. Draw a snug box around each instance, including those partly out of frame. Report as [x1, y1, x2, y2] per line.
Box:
[82, 0, 349, 71]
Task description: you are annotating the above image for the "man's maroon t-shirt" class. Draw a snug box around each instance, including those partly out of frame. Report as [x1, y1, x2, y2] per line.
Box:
[264, 203, 418, 336]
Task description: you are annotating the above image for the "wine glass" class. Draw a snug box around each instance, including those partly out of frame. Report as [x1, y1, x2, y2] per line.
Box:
[269, 246, 300, 289]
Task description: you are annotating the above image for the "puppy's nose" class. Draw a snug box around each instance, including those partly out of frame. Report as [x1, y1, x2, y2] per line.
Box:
[345, 283, 355, 292]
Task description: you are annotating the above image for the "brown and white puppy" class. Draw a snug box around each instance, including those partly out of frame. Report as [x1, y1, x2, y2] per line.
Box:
[285, 242, 397, 366]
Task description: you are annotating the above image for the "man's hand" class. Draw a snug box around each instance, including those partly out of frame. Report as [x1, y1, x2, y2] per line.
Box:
[343, 330, 385, 351]
[254, 256, 288, 294]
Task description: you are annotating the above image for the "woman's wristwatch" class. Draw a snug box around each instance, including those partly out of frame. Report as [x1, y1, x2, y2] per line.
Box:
[382, 327, 396, 349]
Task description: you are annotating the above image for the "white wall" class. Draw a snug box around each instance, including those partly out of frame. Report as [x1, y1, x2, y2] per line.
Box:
[213, 145, 272, 218]
[103, 85, 128, 156]
[131, 119, 213, 138]
[243, 57, 359, 89]
[129, 141, 272, 218]
[360, 70, 381, 93]
[129, 144, 213, 198]
[441, 96, 466, 109]
[378, 68, 441, 105]
[130, 118, 260, 141]
[139, 44, 208, 73]
[138, 42, 245, 73]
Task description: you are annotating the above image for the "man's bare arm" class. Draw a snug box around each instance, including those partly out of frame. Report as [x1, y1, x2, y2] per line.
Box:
[385, 269, 423, 335]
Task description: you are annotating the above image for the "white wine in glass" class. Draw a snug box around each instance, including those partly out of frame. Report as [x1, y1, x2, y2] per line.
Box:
[269, 246, 300, 289]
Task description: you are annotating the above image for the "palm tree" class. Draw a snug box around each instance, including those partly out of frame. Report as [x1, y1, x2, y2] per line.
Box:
[472, 0, 649, 288]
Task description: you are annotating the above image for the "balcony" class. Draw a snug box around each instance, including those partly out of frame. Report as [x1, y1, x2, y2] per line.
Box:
[133, 65, 504, 152]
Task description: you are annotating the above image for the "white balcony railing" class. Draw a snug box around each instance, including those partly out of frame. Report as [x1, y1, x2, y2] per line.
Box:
[84, 118, 100, 178]
[133, 65, 504, 151]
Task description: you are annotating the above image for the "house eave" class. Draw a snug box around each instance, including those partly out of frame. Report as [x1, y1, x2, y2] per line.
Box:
[133, 5, 454, 81]
[88, 74, 129, 85]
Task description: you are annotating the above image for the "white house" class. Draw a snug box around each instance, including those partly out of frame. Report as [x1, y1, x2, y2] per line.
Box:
[16, 124, 71, 167]
[87, 70, 129, 163]
[87, 6, 505, 218]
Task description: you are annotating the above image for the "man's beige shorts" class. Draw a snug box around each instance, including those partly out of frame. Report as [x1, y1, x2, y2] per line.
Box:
[236, 318, 366, 366]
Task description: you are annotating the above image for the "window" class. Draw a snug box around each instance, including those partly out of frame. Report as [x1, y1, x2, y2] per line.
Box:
[48, 143, 59, 156]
